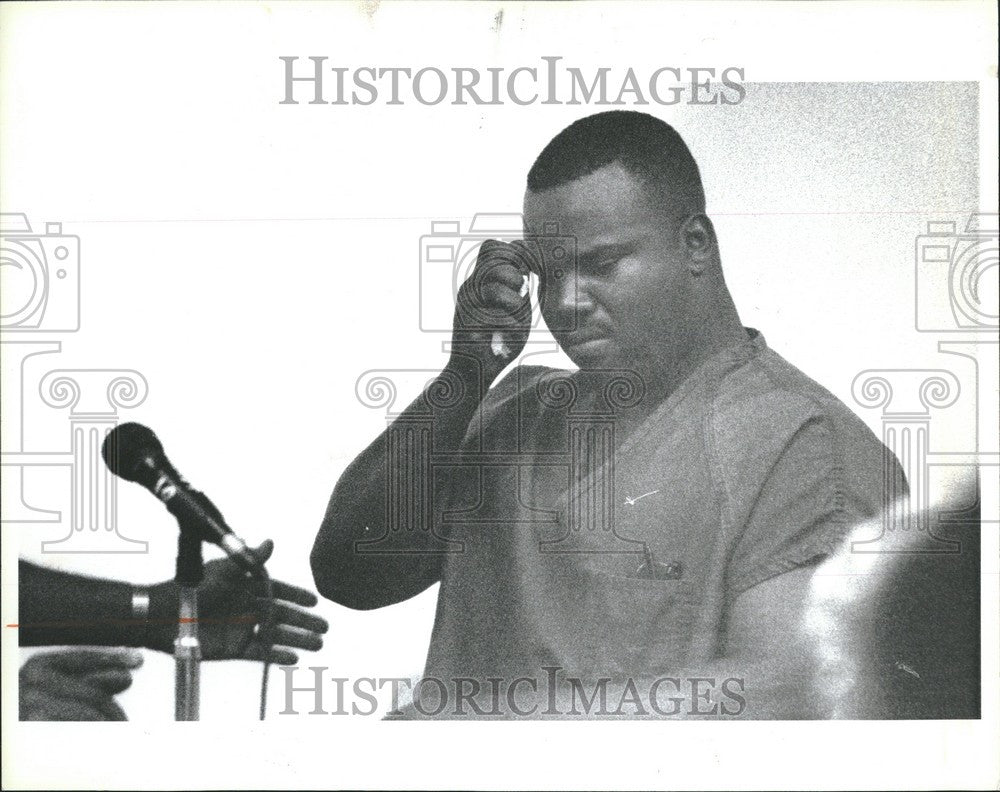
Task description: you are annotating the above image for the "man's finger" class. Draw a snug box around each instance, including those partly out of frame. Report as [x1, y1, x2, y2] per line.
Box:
[262, 599, 329, 635]
[263, 624, 324, 653]
[267, 647, 299, 666]
[79, 668, 136, 695]
[474, 260, 526, 291]
[20, 689, 125, 722]
[475, 240, 530, 280]
[23, 649, 143, 676]
[471, 262, 527, 297]
[270, 579, 319, 608]
[508, 239, 541, 275]
[251, 539, 275, 565]
[478, 283, 530, 316]
[90, 695, 128, 721]
[243, 644, 298, 666]
[240, 637, 299, 665]
[21, 666, 130, 709]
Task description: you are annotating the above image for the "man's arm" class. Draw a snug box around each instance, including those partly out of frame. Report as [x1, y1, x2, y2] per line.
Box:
[311, 239, 534, 610]
[18, 542, 328, 664]
[309, 358, 489, 610]
[18, 561, 136, 648]
[714, 563, 825, 718]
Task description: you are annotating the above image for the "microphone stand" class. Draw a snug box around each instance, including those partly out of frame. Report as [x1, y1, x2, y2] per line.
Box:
[174, 529, 204, 721]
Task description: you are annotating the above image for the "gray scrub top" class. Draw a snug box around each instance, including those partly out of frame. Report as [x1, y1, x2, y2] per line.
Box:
[421, 330, 903, 697]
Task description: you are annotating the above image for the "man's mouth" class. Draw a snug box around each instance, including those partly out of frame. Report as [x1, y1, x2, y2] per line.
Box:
[562, 331, 611, 351]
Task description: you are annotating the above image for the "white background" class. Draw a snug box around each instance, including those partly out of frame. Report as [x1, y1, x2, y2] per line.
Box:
[2, 1, 998, 789]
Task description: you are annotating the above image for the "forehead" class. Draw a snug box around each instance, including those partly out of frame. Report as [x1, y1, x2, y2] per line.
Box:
[522, 162, 662, 241]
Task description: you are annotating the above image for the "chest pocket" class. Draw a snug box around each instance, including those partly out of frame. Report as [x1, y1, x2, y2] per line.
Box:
[516, 407, 708, 678]
[537, 565, 694, 678]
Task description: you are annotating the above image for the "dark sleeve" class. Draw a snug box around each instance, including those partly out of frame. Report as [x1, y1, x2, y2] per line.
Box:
[18, 560, 136, 647]
[726, 415, 891, 596]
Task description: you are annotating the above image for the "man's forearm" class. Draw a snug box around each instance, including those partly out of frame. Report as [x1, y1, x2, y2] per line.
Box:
[311, 356, 492, 609]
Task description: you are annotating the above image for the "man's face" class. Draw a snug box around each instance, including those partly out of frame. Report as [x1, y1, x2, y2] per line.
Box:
[523, 162, 700, 375]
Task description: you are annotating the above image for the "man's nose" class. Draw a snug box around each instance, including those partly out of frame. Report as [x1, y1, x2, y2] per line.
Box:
[544, 272, 595, 331]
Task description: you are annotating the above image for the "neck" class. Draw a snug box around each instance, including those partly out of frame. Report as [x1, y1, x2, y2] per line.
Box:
[639, 279, 746, 410]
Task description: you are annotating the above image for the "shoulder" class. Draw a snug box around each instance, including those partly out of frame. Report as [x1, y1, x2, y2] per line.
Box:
[710, 345, 883, 458]
[706, 342, 898, 512]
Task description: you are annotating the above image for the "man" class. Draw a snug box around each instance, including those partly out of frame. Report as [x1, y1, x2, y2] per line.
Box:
[311, 111, 905, 718]
[19, 540, 328, 719]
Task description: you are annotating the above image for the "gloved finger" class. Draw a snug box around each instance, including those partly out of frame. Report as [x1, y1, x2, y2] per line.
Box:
[244, 644, 299, 666]
[261, 598, 329, 634]
[266, 646, 299, 666]
[259, 624, 324, 653]
[251, 539, 275, 565]
[270, 579, 320, 608]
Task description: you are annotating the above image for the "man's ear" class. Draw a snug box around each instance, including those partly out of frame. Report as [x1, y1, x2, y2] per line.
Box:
[679, 214, 717, 274]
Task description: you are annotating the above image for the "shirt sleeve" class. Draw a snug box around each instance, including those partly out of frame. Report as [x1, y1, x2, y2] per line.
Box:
[726, 414, 864, 596]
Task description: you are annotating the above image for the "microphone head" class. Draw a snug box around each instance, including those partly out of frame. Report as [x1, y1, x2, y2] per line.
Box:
[102, 422, 164, 483]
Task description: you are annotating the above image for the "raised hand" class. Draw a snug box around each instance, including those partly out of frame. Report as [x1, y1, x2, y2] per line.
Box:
[451, 239, 536, 383]
[20, 649, 142, 721]
[147, 539, 329, 664]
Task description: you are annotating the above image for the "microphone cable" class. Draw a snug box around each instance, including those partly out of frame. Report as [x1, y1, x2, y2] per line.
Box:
[255, 568, 275, 721]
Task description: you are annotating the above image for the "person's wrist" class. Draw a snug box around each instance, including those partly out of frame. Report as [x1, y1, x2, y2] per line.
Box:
[131, 585, 150, 629]
[446, 344, 507, 387]
[114, 584, 150, 650]
[444, 350, 489, 385]
[143, 581, 177, 654]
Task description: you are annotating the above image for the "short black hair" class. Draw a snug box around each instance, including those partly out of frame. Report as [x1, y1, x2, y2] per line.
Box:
[527, 111, 705, 212]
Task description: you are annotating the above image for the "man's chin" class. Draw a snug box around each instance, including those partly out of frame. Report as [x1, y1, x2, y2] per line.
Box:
[562, 338, 618, 371]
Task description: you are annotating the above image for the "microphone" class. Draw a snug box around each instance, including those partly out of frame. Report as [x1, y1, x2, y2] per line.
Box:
[101, 422, 262, 575]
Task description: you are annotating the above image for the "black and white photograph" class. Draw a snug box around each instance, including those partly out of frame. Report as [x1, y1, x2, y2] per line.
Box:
[1, 2, 997, 789]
